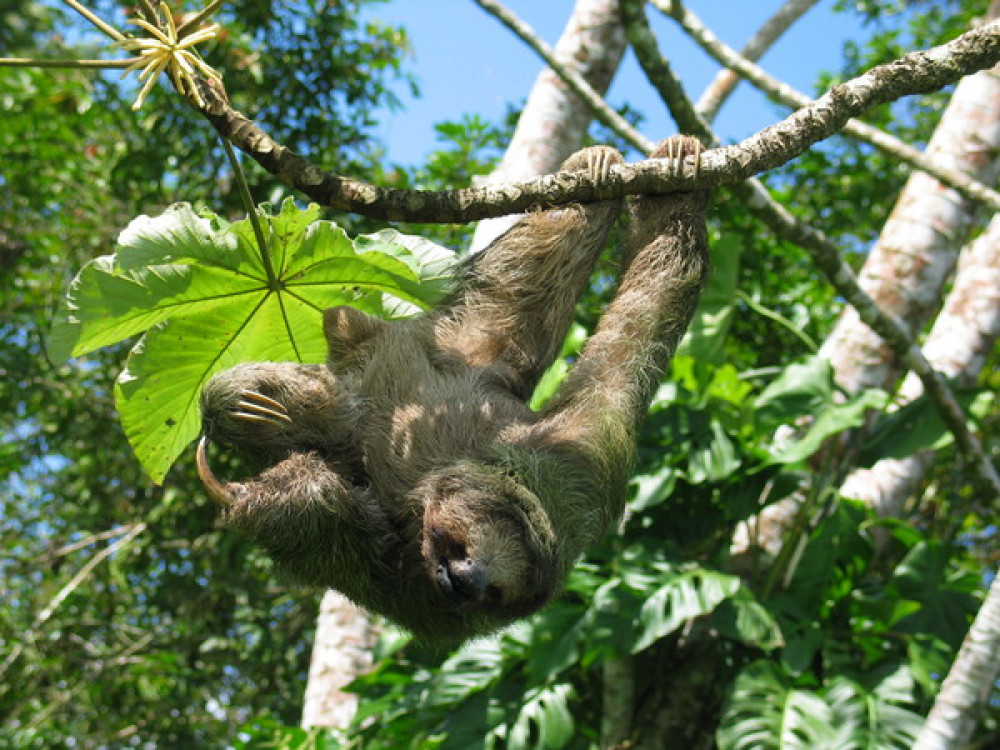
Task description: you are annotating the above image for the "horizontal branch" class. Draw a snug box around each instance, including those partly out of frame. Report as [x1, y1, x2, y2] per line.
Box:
[191, 18, 1000, 222]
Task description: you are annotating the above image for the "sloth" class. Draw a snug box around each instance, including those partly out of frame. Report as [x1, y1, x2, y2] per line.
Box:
[197, 136, 710, 643]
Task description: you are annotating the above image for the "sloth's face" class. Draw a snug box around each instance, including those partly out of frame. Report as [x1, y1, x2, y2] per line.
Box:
[417, 463, 560, 632]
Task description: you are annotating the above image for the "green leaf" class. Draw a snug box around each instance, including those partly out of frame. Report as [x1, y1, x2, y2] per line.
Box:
[824, 671, 923, 750]
[50, 200, 456, 481]
[718, 661, 837, 750]
[857, 387, 992, 467]
[712, 588, 785, 650]
[678, 232, 741, 364]
[763, 389, 887, 467]
[756, 356, 836, 426]
[633, 566, 741, 653]
[48, 251, 256, 362]
[889, 541, 979, 647]
[507, 684, 575, 750]
[355, 228, 457, 317]
[424, 640, 505, 707]
[686, 418, 741, 482]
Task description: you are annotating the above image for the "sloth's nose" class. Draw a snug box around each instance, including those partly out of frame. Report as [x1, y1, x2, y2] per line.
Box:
[437, 556, 488, 602]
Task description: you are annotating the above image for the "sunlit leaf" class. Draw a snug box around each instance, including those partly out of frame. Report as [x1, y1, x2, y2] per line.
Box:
[633, 566, 741, 653]
[508, 683, 575, 750]
[49, 199, 455, 481]
[763, 388, 887, 467]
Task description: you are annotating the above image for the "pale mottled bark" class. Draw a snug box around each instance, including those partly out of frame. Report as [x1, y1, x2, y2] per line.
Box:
[819, 62, 1000, 395]
[842, 214, 1000, 514]
[300, 590, 379, 730]
[470, 0, 627, 252]
[912, 571, 1000, 750]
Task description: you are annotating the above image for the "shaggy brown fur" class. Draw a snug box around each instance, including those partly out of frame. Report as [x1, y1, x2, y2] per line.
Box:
[197, 137, 710, 643]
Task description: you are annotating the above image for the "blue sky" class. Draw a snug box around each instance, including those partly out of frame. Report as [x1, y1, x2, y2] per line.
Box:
[359, 1, 863, 166]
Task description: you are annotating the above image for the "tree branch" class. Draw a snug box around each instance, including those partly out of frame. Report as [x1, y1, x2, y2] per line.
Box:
[0, 57, 136, 68]
[190, 17, 1000, 222]
[695, 0, 821, 123]
[658, 0, 1000, 212]
[472, 0, 652, 153]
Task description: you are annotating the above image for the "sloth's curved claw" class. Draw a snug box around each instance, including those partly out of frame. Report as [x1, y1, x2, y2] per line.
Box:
[196, 435, 235, 507]
[233, 389, 292, 425]
[586, 146, 621, 183]
[663, 135, 703, 179]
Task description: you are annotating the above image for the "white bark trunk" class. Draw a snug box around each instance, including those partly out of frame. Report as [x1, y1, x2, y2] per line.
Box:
[842, 213, 1000, 514]
[469, 0, 626, 252]
[819, 62, 1000, 395]
[300, 590, 379, 729]
[912, 570, 1000, 750]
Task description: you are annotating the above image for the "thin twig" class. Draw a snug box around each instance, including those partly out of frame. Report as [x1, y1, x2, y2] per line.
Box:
[53, 524, 139, 557]
[222, 139, 276, 286]
[696, 0, 821, 123]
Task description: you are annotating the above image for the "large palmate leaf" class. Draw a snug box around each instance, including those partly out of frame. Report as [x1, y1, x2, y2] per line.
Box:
[720, 661, 924, 750]
[50, 200, 455, 482]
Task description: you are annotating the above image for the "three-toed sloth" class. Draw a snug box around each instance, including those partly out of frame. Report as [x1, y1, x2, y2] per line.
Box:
[197, 136, 710, 643]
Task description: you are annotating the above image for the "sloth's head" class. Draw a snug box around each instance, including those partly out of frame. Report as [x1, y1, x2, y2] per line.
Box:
[415, 462, 561, 637]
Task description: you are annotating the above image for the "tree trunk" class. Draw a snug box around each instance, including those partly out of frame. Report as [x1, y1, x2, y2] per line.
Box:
[469, 0, 627, 252]
[819, 60, 1000, 395]
[739, 53, 1000, 560]
[912, 570, 1000, 750]
[300, 590, 379, 730]
[841, 213, 1000, 515]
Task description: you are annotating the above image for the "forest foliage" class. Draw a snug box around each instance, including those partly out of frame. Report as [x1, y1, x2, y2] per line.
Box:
[1, 0, 997, 748]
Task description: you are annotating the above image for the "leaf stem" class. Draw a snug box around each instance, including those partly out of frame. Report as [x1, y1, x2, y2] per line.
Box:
[61, 0, 126, 42]
[222, 138, 278, 287]
[736, 290, 818, 351]
[0, 57, 136, 68]
[178, 0, 226, 36]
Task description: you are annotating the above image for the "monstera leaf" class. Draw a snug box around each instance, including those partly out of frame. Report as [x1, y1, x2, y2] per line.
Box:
[50, 199, 455, 482]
